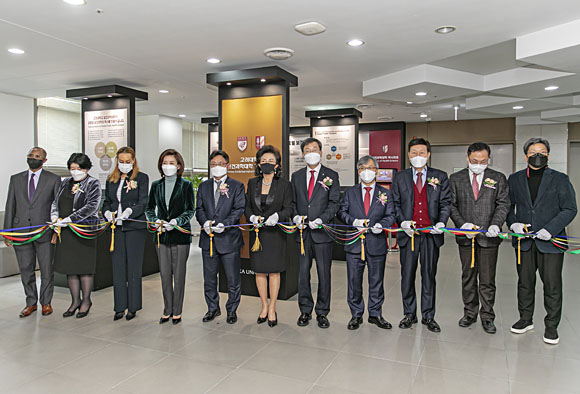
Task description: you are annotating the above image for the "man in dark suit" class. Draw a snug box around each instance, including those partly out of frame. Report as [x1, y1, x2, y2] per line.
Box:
[449, 142, 510, 334]
[507, 137, 577, 345]
[291, 137, 340, 329]
[3, 147, 61, 318]
[338, 155, 396, 330]
[392, 138, 451, 332]
[195, 150, 245, 324]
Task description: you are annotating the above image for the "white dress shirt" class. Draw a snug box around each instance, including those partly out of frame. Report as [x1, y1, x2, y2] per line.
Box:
[361, 181, 376, 202]
[116, 178, 125, 216]
[412, 166, 427, 186]
[28, 168, 42, 189]
[306, 164, 321, 189]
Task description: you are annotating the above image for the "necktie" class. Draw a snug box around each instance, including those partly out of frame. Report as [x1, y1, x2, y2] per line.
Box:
[416, 172, 423, 193]
[29, 173, 36, 203]
[364, 187, 372, 215]
[214, 180, 221, 209]
[472, 173, 479, 200]
[307, 170, 316, 200]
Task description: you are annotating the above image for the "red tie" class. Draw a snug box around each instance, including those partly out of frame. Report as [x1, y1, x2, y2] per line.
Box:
[472, 173, 479, 200]
[307, 170, 316, 200]
[416, 172, 423, 193]
[364, 187, 372, 215]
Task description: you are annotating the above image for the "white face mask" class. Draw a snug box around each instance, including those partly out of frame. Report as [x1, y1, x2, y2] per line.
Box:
[469, 163, 487, 175]
[162, 164, 178, 177]
[118, 163, 133, 174]
[210, 165, 227, 179]
[70, 169, 87, 182]
[304, 152, 321, 166]
[359, 169, 376, 184]
[410, 156, 428, 169]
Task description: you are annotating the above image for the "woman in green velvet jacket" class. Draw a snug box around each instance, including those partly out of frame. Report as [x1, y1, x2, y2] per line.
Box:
[145, 149, 194, 325]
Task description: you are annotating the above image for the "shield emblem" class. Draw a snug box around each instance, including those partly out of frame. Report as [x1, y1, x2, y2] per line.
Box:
[237, 137, 247, 151]
[382, 145, 389, 153]
[255, 136, 265, 150]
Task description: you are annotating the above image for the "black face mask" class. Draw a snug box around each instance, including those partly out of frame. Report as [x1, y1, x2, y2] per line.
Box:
[27, 158, 43, 170]
[528, 153, 548, 169]
[260, 163, 276, 175]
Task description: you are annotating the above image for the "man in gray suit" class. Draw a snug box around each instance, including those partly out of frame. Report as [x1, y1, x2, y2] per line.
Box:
[449, 142, 510, 334]
[3, 147, 61, 318]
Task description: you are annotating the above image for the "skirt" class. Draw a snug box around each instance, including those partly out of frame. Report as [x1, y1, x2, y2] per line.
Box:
[53, 227, 97, 275]
[248, 226, 287, 273]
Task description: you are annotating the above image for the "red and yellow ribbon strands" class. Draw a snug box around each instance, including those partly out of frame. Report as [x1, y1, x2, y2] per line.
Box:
[109, 212, 116, 252]
[209, 221, 214, 257]
[300, 217, 305, 256]
[360, 219, 367, 261]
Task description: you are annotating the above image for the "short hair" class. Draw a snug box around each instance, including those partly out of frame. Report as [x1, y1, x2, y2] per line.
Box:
[255, 145, 282, 177]
[300, 137, 322, 152]
[209, 150, 229, 163]
[67, 153, 92, 170]
[357, 155, 378, 168]
[467, 142, 491, 156]
[523, 137, 550, 154]
[408, 138, 431, 152]
[28, 147, 47, 159]
[157, 149, 185, 177]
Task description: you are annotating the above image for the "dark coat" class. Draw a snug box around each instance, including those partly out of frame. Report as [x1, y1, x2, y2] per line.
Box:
[101, 171, 149, 231]
[51, 175, 102, 230]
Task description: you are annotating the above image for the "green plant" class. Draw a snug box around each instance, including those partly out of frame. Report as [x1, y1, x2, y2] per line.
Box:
[184, 175, 205, 192]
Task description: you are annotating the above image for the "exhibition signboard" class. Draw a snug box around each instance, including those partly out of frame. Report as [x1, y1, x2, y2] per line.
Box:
[313, 124, 356, 186]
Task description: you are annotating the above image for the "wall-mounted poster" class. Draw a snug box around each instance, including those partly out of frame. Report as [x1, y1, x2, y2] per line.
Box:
[289, 133, 309, 175]
[84, 108, 128, 186]
[313, 124, 356, 186]
[368, 129, 402, 171]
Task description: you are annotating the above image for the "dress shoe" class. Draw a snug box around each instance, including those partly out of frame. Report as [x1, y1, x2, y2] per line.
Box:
[257, 313, 268, 324]
[511, 319, 534, 334]
[126, 311, 136, 321]
[458, 315, 477, 328]
[19, 305, 37, 318]
[41, 304, 53, 316]
[422, 318, 441, 333]
[226, 312, 237, 324]
[202, 309, 221, 322]
[398, 314, 418, 329]
[76, 303, 92, 319]
[268, 312, 278, 327]
[543, 327, 559, 345]
[172, 317, 182, 325]
[297, 312, 311, 327]
[368, 316, 392, 329]
[159, 315, 171, 324]
[317, 315, 330, 329]
[114, 312, 125, 321]
[63, 305, 80, 318]
[347, 316, 363, 330]
[482, 320, 496, 334]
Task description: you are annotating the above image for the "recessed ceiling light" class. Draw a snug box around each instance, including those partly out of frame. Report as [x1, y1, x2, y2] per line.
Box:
[206, 57, 221, 64]
[317, 116, 321, 119]
[63, 0, 87, 5]
[226, 82, 231, 86]
[435, 26, 456, 34]
[513, 105, 524, 110]
[179, 114, 186, 118]
[406, 101, 413, 104]
[7, 48, 25, 55]
[82, 97, 88, 100]
[158, 89, 169, 94]
[260, 78, 266, 82]
[420, 113, 428, 118]
[107, 95, 112, 98]
[545, 85, 559, 91]
[415, 92, 427, 96]
[347, 39, 365, 47]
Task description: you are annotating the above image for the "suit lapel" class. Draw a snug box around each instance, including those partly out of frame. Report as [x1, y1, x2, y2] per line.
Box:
[309, 168, 324, 201]
[265, 177, 278, 208]
[425, 168, 433, 204]
[519, 170, 533, 207]
[168, 177, 182, 209]
[534, 168, 553, 207]
[214, 178, 229, 212]
[354, 183, 366, 216]
[404, 169, 415, 205]
[462, 169, 476, 202]
[367, 184, 381, 217]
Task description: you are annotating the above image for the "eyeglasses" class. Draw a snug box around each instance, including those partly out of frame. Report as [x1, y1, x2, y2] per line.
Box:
[358, 166, 377, 171]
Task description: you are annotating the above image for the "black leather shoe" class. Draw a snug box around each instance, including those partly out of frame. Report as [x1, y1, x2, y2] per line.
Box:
[267, 313, 278, 327]
[422, 318, 441, 333]
[202, 309, 221, 323]
[125, 311, 136, 321]
[347, 316, 363, 330]
[297, 312, 311, 327]
[257, 313, 268, 324]
[458, 315, 477, 327]
[76, 303, 92, 319]
[368, 316, 392, 329]
[159, 315, 171, 324]
[317, 315, 330, 329]
[226, 312, 237, 324]
[172, 317, 182, 325]
[482, 320, 496, 334]
[114, 312, 124, 321]
[63, 305, 80, 318]
[399, 314, 418, 329]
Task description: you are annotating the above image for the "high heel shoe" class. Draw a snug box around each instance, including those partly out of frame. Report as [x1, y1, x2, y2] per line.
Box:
[172, 316, 182, 325]
[76, 303, 92, 319]
[257, 312, 268, 324]
[114, 311, 125, 321]
[63, 305, 80, 318]
[159, 315, 171, 324]
[268, 312, 278, 327]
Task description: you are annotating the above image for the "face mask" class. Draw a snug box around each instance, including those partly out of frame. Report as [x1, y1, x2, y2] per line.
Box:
[210, 165, 227, 178]
[260, 163, 276, 175]
[70, 169, 87, 182]
[528, 153, 548, 169]
[469, 163, 487, 175]
[409, 156, 428, 169]
[304, 152, 321, 166]
[359, 169, 376, 184]
[118, 163, 133, 174]
[27, 158, 43, 170]
[162, 165, 178, 177]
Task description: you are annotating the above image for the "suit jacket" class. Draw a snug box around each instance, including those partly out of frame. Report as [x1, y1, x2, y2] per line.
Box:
[51, 175, 102, 230]
[337, 183, 396, 256]
[101, 171, 149, 231]
[391, 167, 451, 248]
[195, 177, 245, 253]
[291, 165, 340, 243]
[4, 169, 61, 243]
[245, 176, 293, 222]
[507, 167, 577, 253]
[145, 177, 195, 245]
[449, 168, 510, 247]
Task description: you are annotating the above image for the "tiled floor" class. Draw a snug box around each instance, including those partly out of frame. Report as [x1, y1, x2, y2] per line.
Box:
[1, 241, 579, 394]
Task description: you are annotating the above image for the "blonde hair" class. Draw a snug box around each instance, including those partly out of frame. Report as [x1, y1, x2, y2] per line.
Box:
[107, 146, 140, 183]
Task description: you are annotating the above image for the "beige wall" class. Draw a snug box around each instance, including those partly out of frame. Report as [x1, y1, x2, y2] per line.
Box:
[569, 122, 580, 141]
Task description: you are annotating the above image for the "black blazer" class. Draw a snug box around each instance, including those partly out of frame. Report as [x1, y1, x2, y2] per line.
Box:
[195, 176, 245, 253]
[337, 183, 395, 256]
[102, 171, 149, 231]
[51, 175, 102, 230]
[391, 167, 451, 248]
[145, 177, 195, 245]
[245, 177, 293, 223]
[507, 167, 577, 253]
[291, 165, 340, 243]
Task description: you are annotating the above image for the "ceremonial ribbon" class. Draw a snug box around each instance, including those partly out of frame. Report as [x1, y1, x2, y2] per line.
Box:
[209, 221, 214, 257]
[251, 217, 262, 252]
[300, 216, 305, 256]
[109, 212, 116, 252]
[411, 221, 415, 252]
[360, 219, 367, 261]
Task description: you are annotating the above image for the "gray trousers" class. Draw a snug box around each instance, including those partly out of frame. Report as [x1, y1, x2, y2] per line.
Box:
[156, 243, 190, 316]
[14, 241, 54, 306]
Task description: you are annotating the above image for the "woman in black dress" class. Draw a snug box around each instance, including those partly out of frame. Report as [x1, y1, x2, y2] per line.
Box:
[245, 145, 293, 327]
[50, 153, 101, 318]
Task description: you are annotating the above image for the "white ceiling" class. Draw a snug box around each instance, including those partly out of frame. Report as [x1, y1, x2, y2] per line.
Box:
[2, 0, 580, 125]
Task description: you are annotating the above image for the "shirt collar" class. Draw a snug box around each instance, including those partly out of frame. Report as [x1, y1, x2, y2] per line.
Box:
[412, 166, 427, 177]
[307, 163, 321, 173]
[215, 175, 227, 184]
[28, 168, 42, 178]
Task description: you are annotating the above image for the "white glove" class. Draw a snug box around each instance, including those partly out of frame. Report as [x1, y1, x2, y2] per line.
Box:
[535, 228, 552, 241]
[50, 215, 58, 224]
[203, 220, 213, 235]
[104, 210, 114, 222]
[400, 220, 414, 237]
[121, 208, 132, 220]
[460, 222, 477, 239]
[212, 223, 225, 233]
[154, 219, 165, 231]
[430, 222, 445, 234]
[371, 223, 383, 234]
[55, 217, 71, 227]
[264, 212, 279, 226]
[353, 219, 367, 232]
[163, 219, 177, 231]
[249, 215, 263, 225]
[309, 218, 323, 230]
[510, 223, 529, 237]
[293, 215, 307, 230]
[485, 225, 500, 238]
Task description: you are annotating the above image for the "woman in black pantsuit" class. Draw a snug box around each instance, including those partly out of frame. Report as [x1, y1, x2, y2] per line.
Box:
[245, 145, 293, 327]
[102, 146, 149, 321]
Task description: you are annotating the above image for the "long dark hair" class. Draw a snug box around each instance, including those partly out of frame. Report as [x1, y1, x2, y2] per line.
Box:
[254, 145, 282, 178]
